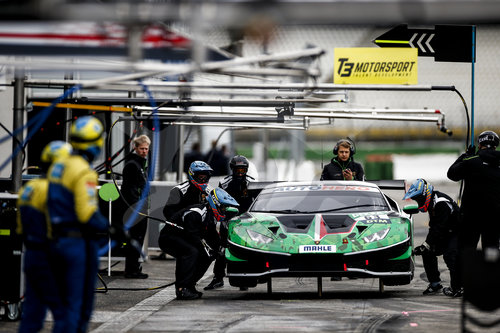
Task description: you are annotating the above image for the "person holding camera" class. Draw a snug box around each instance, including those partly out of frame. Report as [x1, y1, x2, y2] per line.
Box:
[320, 138, 364, 181]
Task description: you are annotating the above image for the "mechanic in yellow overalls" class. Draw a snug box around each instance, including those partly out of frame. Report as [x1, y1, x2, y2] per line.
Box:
[47, 116, 109, 333]
[17, 141, 72, 333]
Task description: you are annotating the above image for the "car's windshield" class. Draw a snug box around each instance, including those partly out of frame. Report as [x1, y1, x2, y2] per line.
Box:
[251, 186, 389, 213]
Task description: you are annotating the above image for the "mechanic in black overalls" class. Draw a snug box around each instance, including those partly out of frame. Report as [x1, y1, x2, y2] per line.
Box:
[120, 134, 151, 279]
[448, 130, 500, 252]
[159, 188, 239, 300]
[163, 161, 213, 221]
[320, 139, 365, 181]
[404, 179, 461, 297]
[204, 155, 256, 290]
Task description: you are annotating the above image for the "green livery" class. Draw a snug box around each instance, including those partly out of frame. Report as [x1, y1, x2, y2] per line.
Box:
[226, 181, 414, 290]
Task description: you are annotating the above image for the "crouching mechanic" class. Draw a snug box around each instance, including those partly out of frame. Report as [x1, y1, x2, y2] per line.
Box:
[17, 141, 72, 333]
[47, 116, 111, 332]
[205, 155, 255, 290]
[159, 188, 239, 300]
[403, 179, 462, 297]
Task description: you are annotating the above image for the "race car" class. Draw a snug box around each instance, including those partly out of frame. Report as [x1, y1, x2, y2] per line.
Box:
[225, 180, 414, 290]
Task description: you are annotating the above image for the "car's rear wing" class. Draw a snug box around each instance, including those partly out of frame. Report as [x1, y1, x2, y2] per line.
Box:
[247, 179, 407, 196]
[368, 179, 407, 191]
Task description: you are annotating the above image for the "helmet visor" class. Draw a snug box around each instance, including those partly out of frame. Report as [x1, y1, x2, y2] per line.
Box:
[233, 166, 248, 177]
[194, 172, 210, 183]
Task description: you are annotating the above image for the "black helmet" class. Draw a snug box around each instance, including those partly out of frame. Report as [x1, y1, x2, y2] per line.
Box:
[229, 155, 249, 179]
[478, 131, 499, 148]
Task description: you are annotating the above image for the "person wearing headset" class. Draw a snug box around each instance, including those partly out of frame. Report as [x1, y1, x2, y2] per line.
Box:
[320, 139, 365, 181]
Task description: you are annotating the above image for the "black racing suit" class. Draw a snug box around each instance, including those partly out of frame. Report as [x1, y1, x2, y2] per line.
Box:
[421, 191, 461, 290]
[163, 181, 207, 222]
[120, 152, 148, 274]
[158, 204, 220, 290]
[447, 149, 500, 250]
[320, 157, 365, 181]
[210, 174, 257, 280]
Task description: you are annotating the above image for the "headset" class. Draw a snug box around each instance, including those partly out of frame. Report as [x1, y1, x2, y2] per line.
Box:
[333, 138, 356, 156]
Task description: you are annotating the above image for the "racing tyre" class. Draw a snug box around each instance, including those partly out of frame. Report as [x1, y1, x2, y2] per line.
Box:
[228, 277, 258, 289]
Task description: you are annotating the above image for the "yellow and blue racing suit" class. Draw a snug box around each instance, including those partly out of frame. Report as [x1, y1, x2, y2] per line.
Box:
[17, 178, 65, 333]
[47, 155, 108, 333]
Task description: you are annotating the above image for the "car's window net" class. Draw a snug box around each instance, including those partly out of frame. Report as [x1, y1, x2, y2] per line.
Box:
[251, 190, 389, 213]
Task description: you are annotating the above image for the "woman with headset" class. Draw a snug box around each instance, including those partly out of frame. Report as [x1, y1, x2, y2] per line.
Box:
[320, 139, 365, 181]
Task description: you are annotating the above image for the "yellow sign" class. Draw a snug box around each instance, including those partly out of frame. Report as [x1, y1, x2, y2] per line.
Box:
[334, 48, 418, 84]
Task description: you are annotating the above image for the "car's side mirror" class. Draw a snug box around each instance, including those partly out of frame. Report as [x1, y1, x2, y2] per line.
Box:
[225, 206, 240, 220]
[403, 204, 420, 215]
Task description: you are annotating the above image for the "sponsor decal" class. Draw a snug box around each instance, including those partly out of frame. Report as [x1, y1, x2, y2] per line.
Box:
[271, 185, 377, 193]
[355, 214, 391, 224]
[299, 244, 337, 253]
[334, 48, 418, 84]
[49, 163, 64, 179]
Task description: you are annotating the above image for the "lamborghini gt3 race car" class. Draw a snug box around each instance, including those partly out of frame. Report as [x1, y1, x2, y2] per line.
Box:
[226, 180, 414, 290]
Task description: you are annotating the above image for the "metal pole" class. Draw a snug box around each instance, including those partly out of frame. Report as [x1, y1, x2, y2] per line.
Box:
[12, 71, 25, 192]
[177, 125, 185, 183]
[64, 73, 73, 142]
[470, 25, 476, 146]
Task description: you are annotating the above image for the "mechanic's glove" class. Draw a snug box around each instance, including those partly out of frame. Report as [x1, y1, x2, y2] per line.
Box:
[466, 145, 476, 156]
[108, 226, 130, 243]
[413, 242, 431, 256]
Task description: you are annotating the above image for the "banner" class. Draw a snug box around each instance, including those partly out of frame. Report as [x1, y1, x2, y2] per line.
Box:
[334, 48, 418, 84]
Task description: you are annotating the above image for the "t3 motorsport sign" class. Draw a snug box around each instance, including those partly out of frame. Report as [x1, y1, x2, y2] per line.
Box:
[334, 48, 418, 85]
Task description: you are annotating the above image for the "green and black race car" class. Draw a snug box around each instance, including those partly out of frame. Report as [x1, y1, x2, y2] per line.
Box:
[226, 180, 414, 290]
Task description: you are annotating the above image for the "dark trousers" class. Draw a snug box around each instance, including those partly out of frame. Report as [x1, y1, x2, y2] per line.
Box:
[460, 212, 500, 250]
[124, 216, 147, 273]
[212, 222, 228, 280]
[118, 199, 148, 273]
[159, 230, 212, 289]
[422, 233, 460, 290]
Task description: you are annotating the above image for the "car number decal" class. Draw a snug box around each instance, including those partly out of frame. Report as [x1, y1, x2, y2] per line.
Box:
[299, 244, 337, 253]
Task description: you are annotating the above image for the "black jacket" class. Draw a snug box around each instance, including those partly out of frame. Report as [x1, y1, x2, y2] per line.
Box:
[163, 181, 207, 221]
[120, 153, 148, 205]
[447, 149, 500, 215]
[219, 174, 256, 213]
[320, 157, 364, 181]
[426, 191, 459, 251]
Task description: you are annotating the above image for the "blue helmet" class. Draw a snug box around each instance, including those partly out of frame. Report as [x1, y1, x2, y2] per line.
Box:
[403, 178, 434, 212]
[188, 161, 213, 192]
[207, 187, 239, 222]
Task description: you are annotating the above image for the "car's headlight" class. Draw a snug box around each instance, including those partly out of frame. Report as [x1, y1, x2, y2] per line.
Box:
[247, 229, 274, 244]
[363, 228, 390, 243]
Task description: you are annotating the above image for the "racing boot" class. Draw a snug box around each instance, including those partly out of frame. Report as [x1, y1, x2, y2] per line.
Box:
[423, 282, 443, 295]
[176, 287, 202, 300]
[204, 277, 224, 290]
[443, 286, 463, 297]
